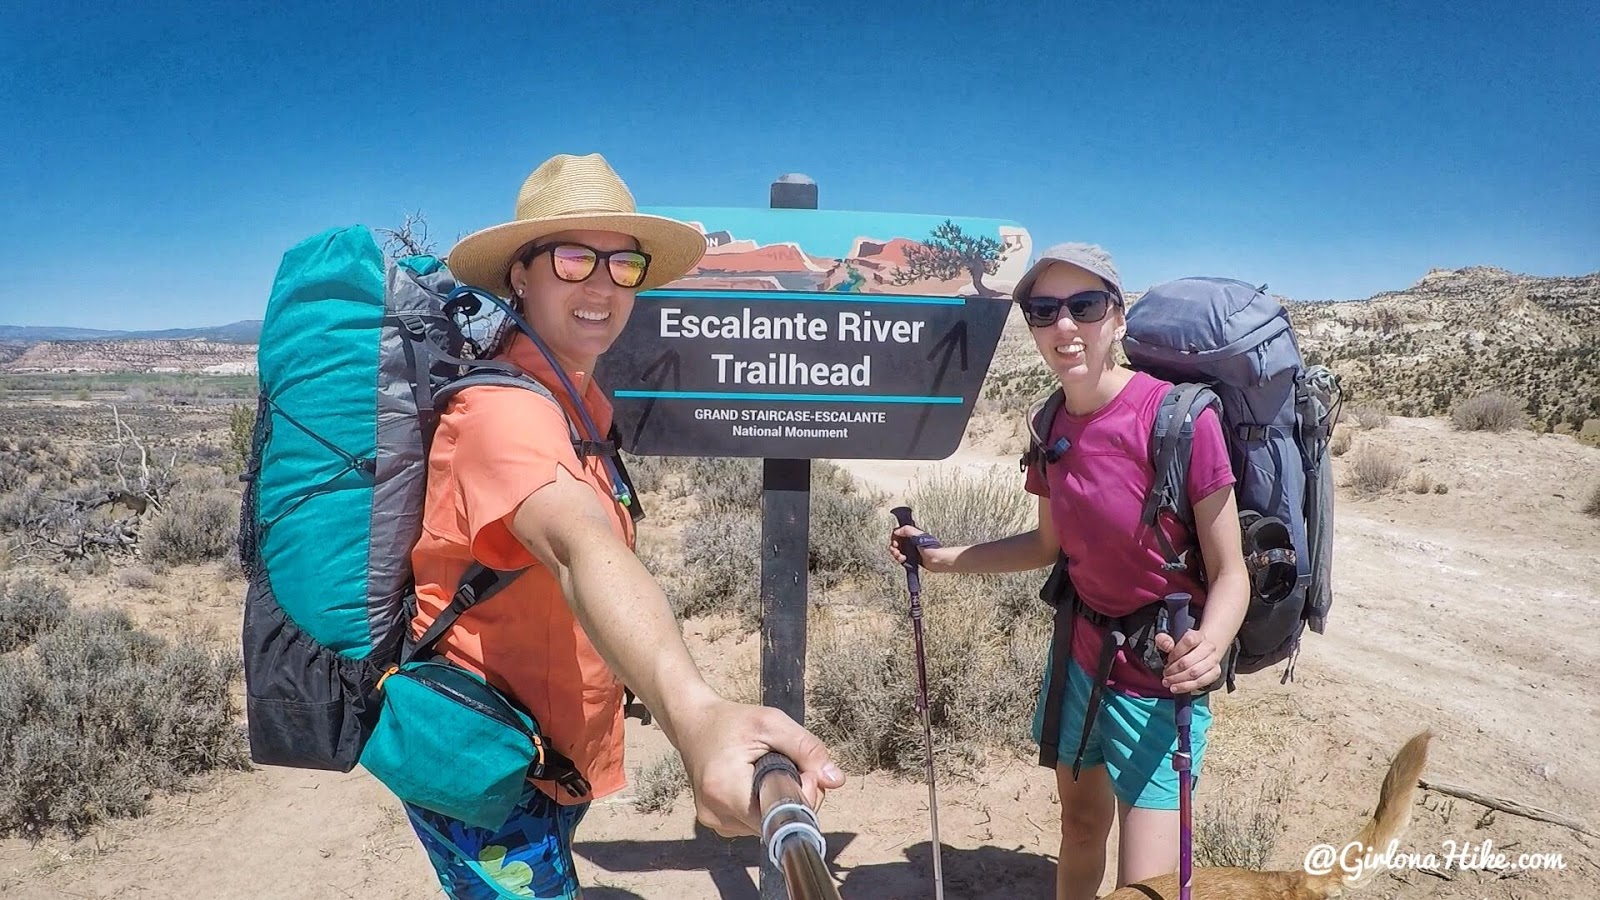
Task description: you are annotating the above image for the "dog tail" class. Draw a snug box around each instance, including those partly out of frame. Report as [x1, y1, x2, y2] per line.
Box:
[1301, 730, 1432, 897]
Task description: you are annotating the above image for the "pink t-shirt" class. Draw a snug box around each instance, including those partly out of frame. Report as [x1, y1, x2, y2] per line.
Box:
[1024, 371, 1235, 697]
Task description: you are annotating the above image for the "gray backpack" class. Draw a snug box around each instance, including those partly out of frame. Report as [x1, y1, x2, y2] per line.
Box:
[1123, 276, 1343, 682]
[1024, 277, 1343, 692]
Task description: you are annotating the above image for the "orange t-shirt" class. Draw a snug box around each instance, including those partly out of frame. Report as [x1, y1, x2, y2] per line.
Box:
[408, 332, 637, 805]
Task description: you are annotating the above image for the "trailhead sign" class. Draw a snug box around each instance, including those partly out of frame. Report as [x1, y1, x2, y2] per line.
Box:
[595, 207, 1032, 459]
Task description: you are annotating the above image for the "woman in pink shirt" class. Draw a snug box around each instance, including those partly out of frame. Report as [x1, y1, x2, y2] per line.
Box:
[889, 244, 1249, 900]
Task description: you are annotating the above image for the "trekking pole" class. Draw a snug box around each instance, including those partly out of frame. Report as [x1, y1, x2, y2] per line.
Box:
[754, 752, 842, 900]
[1163, 592, 1196, 900]
[890, 506, 945, 900]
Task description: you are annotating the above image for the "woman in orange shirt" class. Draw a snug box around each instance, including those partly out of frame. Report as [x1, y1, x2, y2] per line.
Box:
[403, 153, 844, 899]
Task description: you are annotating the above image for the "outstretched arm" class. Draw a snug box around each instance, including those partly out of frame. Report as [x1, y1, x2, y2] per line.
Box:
[888, 496, 1059, 574]
[509, 466, 844, 835]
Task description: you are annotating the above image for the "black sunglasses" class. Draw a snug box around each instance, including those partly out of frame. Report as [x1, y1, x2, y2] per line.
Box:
[520, 241, 652, 289]
[1018, 290, 1119, 328]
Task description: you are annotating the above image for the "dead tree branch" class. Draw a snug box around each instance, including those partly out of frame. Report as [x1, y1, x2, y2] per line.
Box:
[1419, 778, 1600, 838]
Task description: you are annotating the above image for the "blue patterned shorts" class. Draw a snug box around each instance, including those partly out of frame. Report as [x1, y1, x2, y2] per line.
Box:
[404, 784, 589, 899]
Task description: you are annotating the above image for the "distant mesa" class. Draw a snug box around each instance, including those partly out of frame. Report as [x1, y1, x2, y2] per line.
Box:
[845, 237, 919, 268]
[691, 241, 832, 274]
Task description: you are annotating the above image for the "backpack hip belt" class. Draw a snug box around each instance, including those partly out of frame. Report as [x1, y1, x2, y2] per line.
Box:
[1043, 590, 1232, 778]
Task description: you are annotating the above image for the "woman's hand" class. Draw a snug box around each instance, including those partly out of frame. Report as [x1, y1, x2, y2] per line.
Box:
[889, 524, 950, 573]
[1153, 629, 1225, 695]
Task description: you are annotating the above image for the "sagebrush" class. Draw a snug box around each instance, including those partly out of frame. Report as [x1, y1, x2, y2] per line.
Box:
[0, 575, 70, 653]
[1451, 391, 1528, 433]
[631, 751, 689, 814]
[143, 487, 238, 564]
[0, 606, 248, 839]
[1194, 774, 1290, 868]
[1346, 447, 1408, 495]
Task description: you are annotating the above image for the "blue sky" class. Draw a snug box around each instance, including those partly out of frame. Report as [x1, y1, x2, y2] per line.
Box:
[2, 0, 1595, 330]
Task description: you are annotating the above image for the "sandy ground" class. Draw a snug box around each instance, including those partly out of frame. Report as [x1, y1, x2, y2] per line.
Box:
[3, 409, 1599, 899]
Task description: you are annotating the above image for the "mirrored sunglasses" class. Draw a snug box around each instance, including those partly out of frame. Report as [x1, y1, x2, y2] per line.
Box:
[1018, 290, 1118, 327]
[523, 242, 652, 289]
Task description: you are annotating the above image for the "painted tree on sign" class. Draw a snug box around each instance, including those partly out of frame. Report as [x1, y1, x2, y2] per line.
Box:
[892, 219, 1009, 297]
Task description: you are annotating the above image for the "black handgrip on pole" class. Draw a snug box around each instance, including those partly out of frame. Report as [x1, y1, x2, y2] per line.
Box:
[753, 751, 801, 797]
[890, 506, 922, 594]
[1163, 592, 1194, 643]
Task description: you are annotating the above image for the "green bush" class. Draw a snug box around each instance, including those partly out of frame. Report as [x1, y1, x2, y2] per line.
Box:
[226, 404, 255, 476]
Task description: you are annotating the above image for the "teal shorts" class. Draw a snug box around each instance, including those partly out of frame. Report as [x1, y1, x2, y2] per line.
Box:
[1032, 658, 1213, 810]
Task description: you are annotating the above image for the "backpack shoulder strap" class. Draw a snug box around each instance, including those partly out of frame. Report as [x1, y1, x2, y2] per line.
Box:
[402, 563, 526, 665]
[1141, 382, 1221, 571]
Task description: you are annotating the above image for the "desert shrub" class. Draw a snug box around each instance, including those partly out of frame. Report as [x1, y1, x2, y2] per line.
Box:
[0, 606, 248, 838]
[1584, 483, 1600, 519]
[807, 597, 1050, 775]
[1194, 774, 1289, 868]
[1451, 391, 1528, 433]
[1434, 482, 1449, 495]
[1346, 448, 1407, 495]
[118, 567, 160, 590]
[905, 467, 1031, 546]
[1409, 472, 1435, 494]
[0, 486, 48, 532]
[0, 575, 70, 653]
[144, 488, 238, 565]
[807, 614, 914, 771]
[631, 751, 688, 814]
[192, 443, 226, 469]
[899, 467, 1043, 625]
[808, 462, 894, 591]
[690, 457, 762, 512]
[0, 458, 25, 493]
[1330, 427, 1353, 457]
[1348, 405, 1389, 429]
[678, 507, 761, 626]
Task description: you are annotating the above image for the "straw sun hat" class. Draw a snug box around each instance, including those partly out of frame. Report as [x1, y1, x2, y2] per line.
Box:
[446, 153, 708, 294]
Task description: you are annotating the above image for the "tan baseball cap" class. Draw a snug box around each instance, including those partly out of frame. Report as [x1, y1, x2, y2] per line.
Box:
[1011, 242, 1124, 304]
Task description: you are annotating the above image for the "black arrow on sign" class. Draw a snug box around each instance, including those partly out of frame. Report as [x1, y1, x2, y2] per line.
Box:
[633, 349, 681, 448]
[908, 320, 968, 454]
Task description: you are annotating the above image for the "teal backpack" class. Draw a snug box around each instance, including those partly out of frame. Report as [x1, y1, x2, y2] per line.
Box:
[237, 225, 645, 824]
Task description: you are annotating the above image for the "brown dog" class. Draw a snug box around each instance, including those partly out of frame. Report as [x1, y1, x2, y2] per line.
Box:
[1101, 730, 1432, 900]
